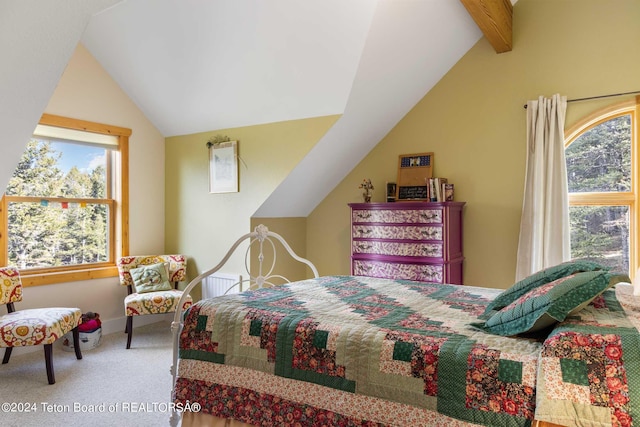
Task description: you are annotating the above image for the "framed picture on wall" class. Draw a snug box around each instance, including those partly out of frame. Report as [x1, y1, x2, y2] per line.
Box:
[209, 140, 238, 193]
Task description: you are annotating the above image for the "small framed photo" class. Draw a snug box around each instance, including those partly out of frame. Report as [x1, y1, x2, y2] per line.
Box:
[386, 182, 397, 202]
[209, 140, 238, 193]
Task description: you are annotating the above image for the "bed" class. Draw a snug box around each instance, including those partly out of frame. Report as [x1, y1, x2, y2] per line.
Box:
[170, 225, 638, 427]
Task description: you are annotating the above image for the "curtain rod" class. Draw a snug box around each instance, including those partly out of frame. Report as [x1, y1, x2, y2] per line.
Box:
[523, 90, 640, 109]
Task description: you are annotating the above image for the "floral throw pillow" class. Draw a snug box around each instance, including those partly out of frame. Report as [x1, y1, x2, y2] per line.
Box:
[129, 263, 172, 294]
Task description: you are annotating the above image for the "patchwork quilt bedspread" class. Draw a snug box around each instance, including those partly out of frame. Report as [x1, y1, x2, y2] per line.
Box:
[173, 275, 640, 427]
[535, 284, 640, 427]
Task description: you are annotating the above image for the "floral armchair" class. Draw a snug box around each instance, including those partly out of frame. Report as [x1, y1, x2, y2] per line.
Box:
[117, 255, 192, 349]
[0, 266, 82, 384]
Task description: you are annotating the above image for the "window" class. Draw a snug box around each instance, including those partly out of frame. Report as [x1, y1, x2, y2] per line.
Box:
[565, 99, 639, 276]
[0, 114, 130, 286]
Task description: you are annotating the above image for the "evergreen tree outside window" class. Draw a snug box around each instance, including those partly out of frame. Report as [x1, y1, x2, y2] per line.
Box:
[565, 99, 639, 276]
[0, 115, 130, 286]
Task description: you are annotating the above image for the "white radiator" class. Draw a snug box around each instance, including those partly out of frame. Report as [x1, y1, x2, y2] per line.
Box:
[202, 272, 242, 299]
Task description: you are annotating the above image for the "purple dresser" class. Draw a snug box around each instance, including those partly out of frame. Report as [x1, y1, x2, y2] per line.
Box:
[349, 202, 465, 284]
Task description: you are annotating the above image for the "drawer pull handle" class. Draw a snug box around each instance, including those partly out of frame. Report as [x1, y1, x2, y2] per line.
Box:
[357, 244, 372, 251]
[419, 212, 437, 220]
[355, 212, 372, 220]
[421, 247, 438, 256]
[420, 229, 437, 238]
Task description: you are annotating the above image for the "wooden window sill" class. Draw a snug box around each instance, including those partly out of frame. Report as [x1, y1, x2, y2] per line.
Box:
[19, 265, 118, 287]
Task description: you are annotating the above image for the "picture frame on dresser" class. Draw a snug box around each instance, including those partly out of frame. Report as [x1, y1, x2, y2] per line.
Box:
[348, 201, 464, 285]
[396, 152, 433, 201]
[386, 182, 397, 202]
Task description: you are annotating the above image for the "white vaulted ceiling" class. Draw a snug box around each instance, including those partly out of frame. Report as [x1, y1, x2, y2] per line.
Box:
[2, 0, 515, 216]
[82, 0, 378, 137]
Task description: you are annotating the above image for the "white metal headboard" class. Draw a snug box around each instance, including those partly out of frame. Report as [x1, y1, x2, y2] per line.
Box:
[169, 224, 319, 424]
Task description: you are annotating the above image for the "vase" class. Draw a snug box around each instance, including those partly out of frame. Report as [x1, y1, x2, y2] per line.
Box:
[363, 191, 372, 203]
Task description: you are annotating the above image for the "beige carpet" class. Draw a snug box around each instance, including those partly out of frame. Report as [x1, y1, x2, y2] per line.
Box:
[0, 321, 177, 427]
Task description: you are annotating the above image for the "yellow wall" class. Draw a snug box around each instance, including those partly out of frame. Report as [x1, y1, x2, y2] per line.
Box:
[165, 116, 338, 299]
[307, 0, 640, 289]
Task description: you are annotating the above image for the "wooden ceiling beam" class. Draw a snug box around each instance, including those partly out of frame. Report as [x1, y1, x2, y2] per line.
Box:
[460, 0, 513, 53]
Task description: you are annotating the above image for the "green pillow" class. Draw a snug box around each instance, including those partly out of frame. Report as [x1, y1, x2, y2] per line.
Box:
[474, 271, 623, 336]
[484, 259, 607, 314]
[130, 263, 172, 293]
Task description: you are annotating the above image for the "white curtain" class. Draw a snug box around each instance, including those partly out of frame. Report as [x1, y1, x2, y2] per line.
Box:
[515, 94, 570, 281]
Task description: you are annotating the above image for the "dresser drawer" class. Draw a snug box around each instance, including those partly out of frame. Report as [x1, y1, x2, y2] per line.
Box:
[349, 202, 465, 284]
[352, 225, 443, 241]
[352, 260, 444, 283]
[352, 241, 443, 258]
[352, 209, 442, 224]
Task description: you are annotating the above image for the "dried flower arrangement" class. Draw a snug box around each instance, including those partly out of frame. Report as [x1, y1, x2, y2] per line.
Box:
[359, 178, 374, 203]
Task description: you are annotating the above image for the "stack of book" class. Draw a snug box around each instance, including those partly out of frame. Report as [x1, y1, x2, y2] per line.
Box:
[428, 178, 454, 202]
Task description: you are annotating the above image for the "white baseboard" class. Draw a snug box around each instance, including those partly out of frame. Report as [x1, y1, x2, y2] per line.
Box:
[100, 313, 173, 335]
[6, 314, 173, 357]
